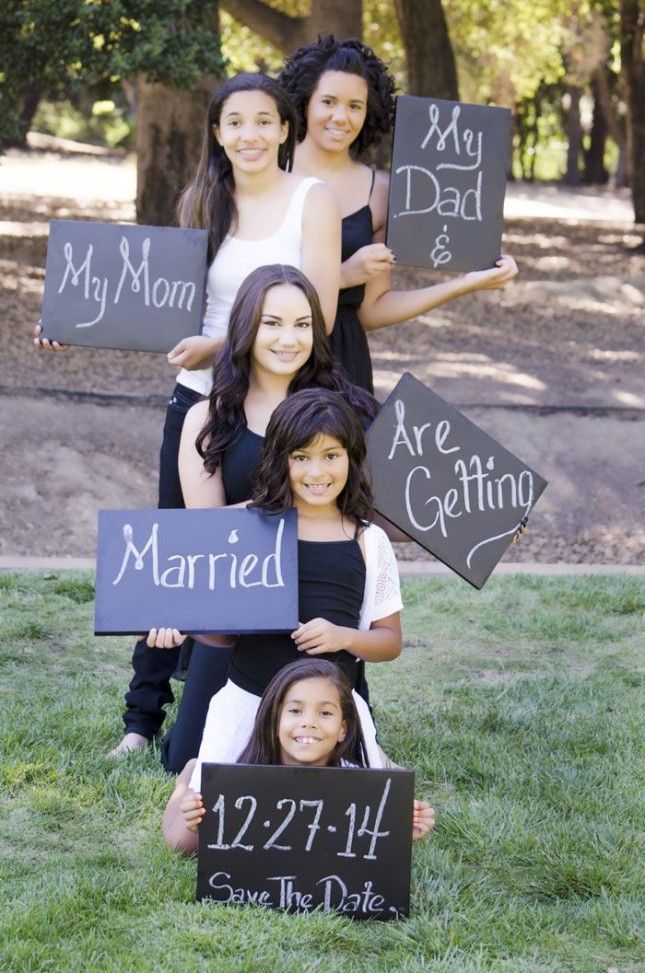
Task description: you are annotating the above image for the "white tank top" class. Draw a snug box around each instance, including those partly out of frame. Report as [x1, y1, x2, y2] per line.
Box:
[177, 176, 320, 396]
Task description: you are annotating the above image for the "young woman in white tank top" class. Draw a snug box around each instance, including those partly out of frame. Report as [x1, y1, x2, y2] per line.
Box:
[107, 74, 341, 757]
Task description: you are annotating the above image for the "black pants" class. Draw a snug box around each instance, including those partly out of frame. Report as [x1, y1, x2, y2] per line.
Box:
[160, 640, 233, 772]
[122, 383, 206, 738]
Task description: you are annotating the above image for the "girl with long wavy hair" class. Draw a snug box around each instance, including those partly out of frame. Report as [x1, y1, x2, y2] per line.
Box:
[149, 387, 405, 794]
[117, 266, 375, 769]
[103, 72, 341, 759]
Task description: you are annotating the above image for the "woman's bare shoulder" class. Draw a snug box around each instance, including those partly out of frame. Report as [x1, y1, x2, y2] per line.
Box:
[371, 169, 390, 234]
[183, 398, 210, 435]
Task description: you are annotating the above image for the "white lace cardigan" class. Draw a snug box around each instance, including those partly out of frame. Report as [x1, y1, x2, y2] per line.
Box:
[358, 522, 403, 629]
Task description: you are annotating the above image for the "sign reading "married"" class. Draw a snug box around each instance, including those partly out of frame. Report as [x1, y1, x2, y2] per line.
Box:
[94, 508, 298, 634]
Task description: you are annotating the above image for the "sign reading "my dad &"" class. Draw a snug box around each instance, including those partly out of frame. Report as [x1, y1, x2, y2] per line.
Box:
[386, 96, 511, 273]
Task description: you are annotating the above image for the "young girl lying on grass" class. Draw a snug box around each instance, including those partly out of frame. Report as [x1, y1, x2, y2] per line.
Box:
[163, 658, 435, 854]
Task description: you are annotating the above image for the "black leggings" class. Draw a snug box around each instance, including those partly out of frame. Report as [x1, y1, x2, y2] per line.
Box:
[121, 384, 234, 739]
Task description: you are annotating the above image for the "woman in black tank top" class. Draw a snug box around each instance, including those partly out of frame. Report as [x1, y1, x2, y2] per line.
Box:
[140, 266, 377, 771]
[280, 37, 518, 394]
[157, 388, 402, 783]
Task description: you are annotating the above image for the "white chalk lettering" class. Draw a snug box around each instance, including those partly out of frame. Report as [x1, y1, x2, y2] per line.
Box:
[421, 103, 461, 154]
[207, 871, 273, 906]
[388, 400, 461, 461]
[316, 875, 386, 914]
[152, 276, 170, 308]
[110, 518, 287, 591]
[55, 233, 198, 333]
[114, 236, 150, 305]
[112, 523, 159, 586]
[261, 518, 285, 588]
[393, 102, 485, 233]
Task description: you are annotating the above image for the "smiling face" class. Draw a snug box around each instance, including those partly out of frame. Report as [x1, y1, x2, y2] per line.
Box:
[251, 283, 314, 379]
[213, 89, 288, 173]
[288, 433, 349, 513]
[278, 677, 347, 767]
[305, 70, 368, 154]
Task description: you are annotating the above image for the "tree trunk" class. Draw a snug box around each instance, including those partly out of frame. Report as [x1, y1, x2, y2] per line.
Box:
[136, 78, 216, 226]
[589, 61, 627, 186]
[564, 84, 583, 185]
[394, 0, 458, 98]
[584, 73, 609, 184]
[6, 82, 42, 148]
[620, 0, 645, 227]
[221, 0, 362, 49]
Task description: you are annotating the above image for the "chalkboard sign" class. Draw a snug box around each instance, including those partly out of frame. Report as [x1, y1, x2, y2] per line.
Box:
[41, 220, 207, 352]
[386, 96, 512, 273]
[197, 764, 414, 920]
[366, 374, 547, 588]
[94, 508, 298, 634]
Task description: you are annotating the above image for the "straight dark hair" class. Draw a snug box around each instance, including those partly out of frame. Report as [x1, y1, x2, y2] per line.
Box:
[196, 264, 377, 474]
[177, 73, 297, 261]
[237, 659, 367, 767]
[249, 387, 374, 524]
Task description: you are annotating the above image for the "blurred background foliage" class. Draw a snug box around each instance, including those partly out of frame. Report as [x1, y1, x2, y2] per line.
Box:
[1, 0, 642, 226]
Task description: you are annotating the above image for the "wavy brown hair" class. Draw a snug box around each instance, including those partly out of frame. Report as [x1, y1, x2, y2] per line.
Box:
[177, 73, 297, 261]
[237, 658, 367, 767]
[195, 264, 377, 474]
[249, 387, 374, 524]
[278, 34, 396, 157]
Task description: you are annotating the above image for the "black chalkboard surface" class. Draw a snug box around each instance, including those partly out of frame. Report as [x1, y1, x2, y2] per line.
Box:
[41, 219, 207, 351]
[94, 508, 298, 634]
[366, 374, 547, 588]
[197, 764, 414, 920]
[386, 96, 512, 273]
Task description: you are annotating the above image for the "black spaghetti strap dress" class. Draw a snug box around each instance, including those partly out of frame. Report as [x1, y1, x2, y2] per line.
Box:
[331, 173, 377, 395]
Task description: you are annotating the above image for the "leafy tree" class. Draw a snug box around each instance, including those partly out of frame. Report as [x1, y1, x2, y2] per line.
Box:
[220, 0, 361, 51]
[0, 1, 224, 223]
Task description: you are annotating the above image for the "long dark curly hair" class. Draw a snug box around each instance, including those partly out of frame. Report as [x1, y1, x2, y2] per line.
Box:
[237, 658, 367, 767]
[249, 387, 374, 525]
[196, 264, 377, 474]
[177, 73, 297, 261]
[278, 34, 396, 157]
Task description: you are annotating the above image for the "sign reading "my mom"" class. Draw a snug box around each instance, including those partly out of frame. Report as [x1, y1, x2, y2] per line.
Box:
[41, 219, 207, 352]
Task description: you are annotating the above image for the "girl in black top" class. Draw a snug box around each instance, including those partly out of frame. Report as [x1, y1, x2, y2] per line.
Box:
[280, 35, 518, 392]
[114, 265, 376, 766]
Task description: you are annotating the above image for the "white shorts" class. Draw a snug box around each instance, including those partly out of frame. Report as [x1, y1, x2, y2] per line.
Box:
[189, 679, 383, 792]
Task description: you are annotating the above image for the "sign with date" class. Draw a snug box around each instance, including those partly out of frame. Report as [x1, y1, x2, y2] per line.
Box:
[41, 219, 207, 352]
[197, 764, 414, 919]
[94, 507, 298, 634]
[386, 96, 511, 273]
[365, 373, 548, 588]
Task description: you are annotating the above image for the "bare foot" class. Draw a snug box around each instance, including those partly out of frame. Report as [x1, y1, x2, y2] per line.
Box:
[108, 732, 149, 757]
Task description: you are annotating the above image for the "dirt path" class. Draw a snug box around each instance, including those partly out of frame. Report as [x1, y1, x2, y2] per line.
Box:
[1, 150, 643, 563]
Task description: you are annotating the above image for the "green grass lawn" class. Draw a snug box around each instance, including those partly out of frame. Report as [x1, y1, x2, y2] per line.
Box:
[0, 572, 643, 973]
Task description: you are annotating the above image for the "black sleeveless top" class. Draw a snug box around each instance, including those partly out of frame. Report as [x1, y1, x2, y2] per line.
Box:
[220, 426, 264, 504]
[331, 203, 375, 394]
[229, 538, 366, 696]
